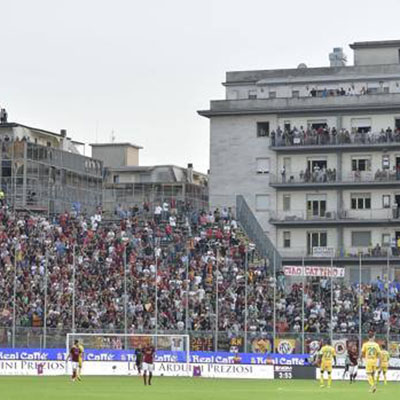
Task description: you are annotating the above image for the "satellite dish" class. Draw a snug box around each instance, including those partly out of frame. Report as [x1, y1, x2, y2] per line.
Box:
[297, 63, 308, 69]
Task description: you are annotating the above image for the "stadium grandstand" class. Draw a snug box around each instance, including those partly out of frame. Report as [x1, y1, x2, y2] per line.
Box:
[0, 199, 399, 354]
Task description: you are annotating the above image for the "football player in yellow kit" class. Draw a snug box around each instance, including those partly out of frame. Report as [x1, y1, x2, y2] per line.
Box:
[361, 332, 381, 393]
[377, 343, 390, 385]
[318, 339, 336, 388]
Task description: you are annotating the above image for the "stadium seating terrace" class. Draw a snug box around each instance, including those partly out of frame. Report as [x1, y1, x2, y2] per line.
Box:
[0, 202, 399, 348]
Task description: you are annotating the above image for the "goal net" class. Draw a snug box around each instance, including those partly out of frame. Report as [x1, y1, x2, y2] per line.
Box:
[66, 333, 190, 377]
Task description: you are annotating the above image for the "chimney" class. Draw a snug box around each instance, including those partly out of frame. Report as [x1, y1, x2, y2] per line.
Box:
[0, 108, 8, 124]
[329, 47, 347, 67]
[60, 129, 67, 137]
[187, 163, 193, 183]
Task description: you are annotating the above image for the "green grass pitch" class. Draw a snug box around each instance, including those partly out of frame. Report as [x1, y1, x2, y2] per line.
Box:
[0, 377, 398, 400]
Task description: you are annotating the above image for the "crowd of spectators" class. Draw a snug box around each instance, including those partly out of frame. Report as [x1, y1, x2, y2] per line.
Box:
[281, 166, 337, 184]
[277, 277, 400, 336]
[271, 126, 400, 147]
[280, 165, 400, 184]
[0, 202, 261, 335]
[0, 202, 399, 343]
[308, 85, 378, 98]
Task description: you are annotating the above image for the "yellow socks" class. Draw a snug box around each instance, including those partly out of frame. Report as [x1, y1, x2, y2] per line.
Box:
[328, 374, 332, 387]
[367, 374, 375, 387]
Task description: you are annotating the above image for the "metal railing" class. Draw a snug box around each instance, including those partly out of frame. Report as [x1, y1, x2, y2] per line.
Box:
[2, 250, 400, 353]
[236, 195, 281, 266]
[270, 171, 400, 185]
[278, 246, 397, 259]
[271, 130, 400, 148]
[270, 208, 395, 222]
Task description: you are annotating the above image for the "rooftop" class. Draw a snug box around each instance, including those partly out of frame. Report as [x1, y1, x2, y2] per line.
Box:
[222, 40, 400, 85]
[0, 122, 73, 140]
[90, 142, 143, 149]
[223, 64, 400, 86]
[198, 92, 400, 117]
[350, 40, 400, 49]
[108, 164, 208, 177]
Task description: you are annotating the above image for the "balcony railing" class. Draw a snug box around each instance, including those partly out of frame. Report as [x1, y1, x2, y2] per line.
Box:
[269, 171, 400, 186]
[271, 130, 400, 148]
[202, 93, 400, 117]
[270, 208, 396, 224]
[278, 246, 394, 259]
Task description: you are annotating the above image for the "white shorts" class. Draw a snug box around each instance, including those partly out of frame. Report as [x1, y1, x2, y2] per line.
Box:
[349, 365, 358, 375]
[71, 361, 79, 370]
[142, 362, 154, 372]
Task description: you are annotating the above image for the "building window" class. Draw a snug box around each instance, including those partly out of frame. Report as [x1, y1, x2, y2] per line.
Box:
[351, 157, 371, 171]
[367, 87, 379, 95]
[269, 91, 276, 99]
[307, 158, 327, 171]
[255, 194, 270, 211]
[113, 175, 120, 183]
[292, 90, 300, 98]
[382, 234, 391, 247]
[383, 194, 391, 208]
[307, 231, 327, 255]
[283, 194, 291, 211]
[351, 118, 371, 133]
[351, 231, 371, 247]
[283, 231, 291, 248]
[351, 193, 371, 209]
[306, 194, 327, 218]
[248, 90, 257, 99]
[256, 158, 270, 174]
[382, 155, 390, 170]
[257, 122, 270, 137]
[308, 121, 327, 130]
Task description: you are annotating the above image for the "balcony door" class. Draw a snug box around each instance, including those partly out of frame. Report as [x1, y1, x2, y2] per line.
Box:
[307, 231, 327, 255]
[306, 194, 327, 219]
[308, 121, 327, 130]
[307, 159, 327, 172]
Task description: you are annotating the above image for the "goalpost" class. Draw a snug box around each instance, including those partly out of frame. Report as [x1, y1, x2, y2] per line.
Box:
[65, 333, 191, 377]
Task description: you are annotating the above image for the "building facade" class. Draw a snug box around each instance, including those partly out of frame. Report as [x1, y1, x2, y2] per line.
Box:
[91, 143, 208, 214]
[199, 40, 400, 281]
[0, 119, 103, 214]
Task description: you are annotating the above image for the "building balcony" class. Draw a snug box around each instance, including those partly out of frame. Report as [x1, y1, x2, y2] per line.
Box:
[269, 171, 400, 189]
[270, 130, 400, 153]
[270, 208, 398, 227]
[278, 246, 400, 265]
[198, 92, 400, 118]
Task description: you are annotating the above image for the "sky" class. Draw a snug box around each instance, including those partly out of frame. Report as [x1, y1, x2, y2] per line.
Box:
[1, 0, 400, 173]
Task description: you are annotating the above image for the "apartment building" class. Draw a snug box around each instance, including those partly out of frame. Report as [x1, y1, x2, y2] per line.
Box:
[0, 112, 103, 214]
[91, 142, 208, 214]
[199, 40, 400, 281]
